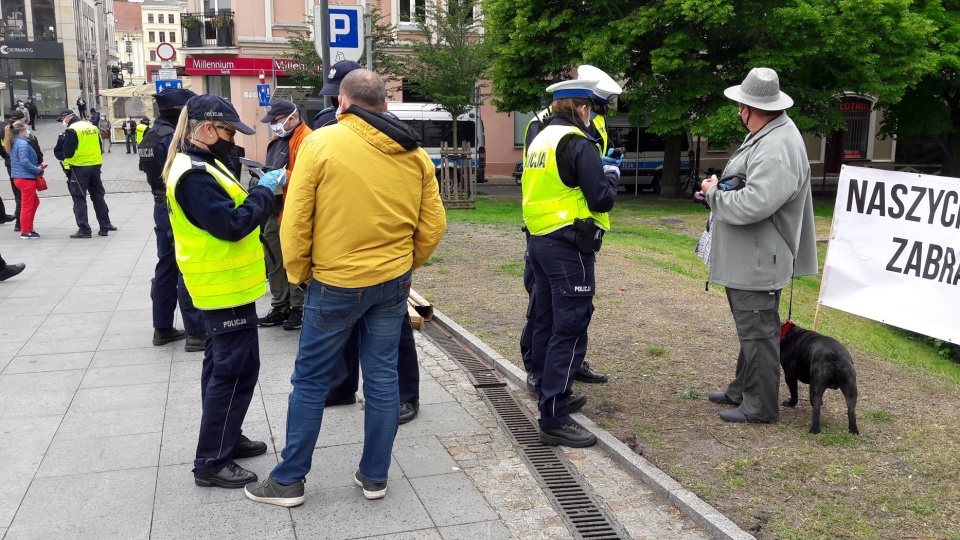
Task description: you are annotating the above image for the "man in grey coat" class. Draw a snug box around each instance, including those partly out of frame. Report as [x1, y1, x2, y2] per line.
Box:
[701, 67, 818, 424]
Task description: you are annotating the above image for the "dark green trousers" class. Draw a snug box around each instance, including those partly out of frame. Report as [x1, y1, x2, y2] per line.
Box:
[724, 288, 782, 423]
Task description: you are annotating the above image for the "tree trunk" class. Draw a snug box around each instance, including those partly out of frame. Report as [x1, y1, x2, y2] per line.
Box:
[658, 134, 684, 198]
[943, 129, 960, 178]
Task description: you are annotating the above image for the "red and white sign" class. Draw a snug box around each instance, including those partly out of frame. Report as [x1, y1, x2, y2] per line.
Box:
[184, 57, 318, 76]
[156, 42, 176, 61]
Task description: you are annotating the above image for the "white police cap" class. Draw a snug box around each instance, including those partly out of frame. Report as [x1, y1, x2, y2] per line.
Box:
[545, 79, 599, 99]
[577, 65, 622, 103]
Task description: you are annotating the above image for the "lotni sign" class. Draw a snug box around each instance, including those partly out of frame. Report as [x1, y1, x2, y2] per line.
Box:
[313, 4, 364, 62]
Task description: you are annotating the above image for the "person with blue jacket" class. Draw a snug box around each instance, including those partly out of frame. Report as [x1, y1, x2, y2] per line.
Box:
[5, 121, 44, 239]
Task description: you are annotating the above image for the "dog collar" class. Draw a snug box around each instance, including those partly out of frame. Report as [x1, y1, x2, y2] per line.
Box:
[780, 320, 794, 339]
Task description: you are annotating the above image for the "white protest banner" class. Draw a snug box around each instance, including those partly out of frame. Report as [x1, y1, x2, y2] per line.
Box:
[820, 165, 960, 343]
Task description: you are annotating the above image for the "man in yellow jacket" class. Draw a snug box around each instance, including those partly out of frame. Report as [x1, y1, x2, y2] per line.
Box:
[245, 69, 446, 508]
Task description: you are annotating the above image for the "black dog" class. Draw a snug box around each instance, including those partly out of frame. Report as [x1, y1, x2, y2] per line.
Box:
[779, 321, 859, 435]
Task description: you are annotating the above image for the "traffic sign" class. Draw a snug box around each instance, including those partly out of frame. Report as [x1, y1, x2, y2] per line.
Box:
[160, 60, 174, 69]
[157, 69, 177, 80]
[313, 4, 364, 62]
[155, 80, 183, 93]
[257, 84, 271, 107]
[156, 42, 176, 61]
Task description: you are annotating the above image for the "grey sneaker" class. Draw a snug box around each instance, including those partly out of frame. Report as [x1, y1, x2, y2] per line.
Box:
[354, 470, 387, 500]
[244, 478, 305, 507]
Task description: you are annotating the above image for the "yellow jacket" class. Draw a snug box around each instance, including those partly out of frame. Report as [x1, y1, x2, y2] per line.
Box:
[280, 108, 446, 288]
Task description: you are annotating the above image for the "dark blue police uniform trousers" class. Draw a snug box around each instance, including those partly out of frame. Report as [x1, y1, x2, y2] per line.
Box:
[328, 311, 419, 404]
[66, 165, 111, 234]
[527, 236, 595, 430]
[194, 302, 260, 478]
[151, 202, 204, 334]
[519, 245, 535, 373]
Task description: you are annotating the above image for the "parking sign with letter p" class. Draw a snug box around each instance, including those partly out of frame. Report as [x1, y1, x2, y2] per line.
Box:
[313, 4, 364, 62]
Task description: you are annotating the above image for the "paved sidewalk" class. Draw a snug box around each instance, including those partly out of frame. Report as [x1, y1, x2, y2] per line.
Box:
[0, 120, 716, 539]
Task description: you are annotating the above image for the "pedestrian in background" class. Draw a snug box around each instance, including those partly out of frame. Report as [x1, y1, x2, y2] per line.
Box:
[98, 114, 112, 153]
[122, 115, 137, 154]
[139, 88, 205, 352]
[5, 121, 44, 239]
[312, 59, 362, 129]
[244, 69, 446, 508]
[0, 110, 43, 231]
[54, 108, 116, 239]
[25, 98, 38, 130]
[90, 108, 101, 127]
[521, 79, 620, 449]
[163, 94, 284, 489]
[76, 96, 87, 119]
[703, 67, 818, 425]
[136, 117, 150, 146]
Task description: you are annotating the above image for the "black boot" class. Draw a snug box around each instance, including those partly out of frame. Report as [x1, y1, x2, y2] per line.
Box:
[574, 361, 608, 383]
[540, 422, 597, 448]
[153, 327, 186, 346]
[234, 434, 268, 459]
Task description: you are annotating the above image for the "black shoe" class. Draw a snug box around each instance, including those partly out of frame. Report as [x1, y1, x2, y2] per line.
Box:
[540, 422, 597, 448]
[708, 391, 739, 406]
[104, 225, 117, 231]
[399, 401, 419, 425]
[525, 373, 538, 394]
[153, 327, 186, 346]
[719, 409, 773, 424]
[244, 478, 305, 507]
[0, 262, 25, 281]
[258, 307, 289, 327]
[575, 361, 608, 383]
[0, 214, 14, 223]
[98, 229, 109, 236]
[354, 470, 387, 500]
[567, 392, 587, 414]
[13, 223, 20, 232]
[70, 230, 92, 239]
[325, 394, 357, 407]
[234, 434, 268, 459]
[194, 461, 258, 488]
[184, 334, 207, 352]
[282, 307, 303, 331]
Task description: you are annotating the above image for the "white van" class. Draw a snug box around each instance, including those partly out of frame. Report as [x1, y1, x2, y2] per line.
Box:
[605, 115, 692, 193]
[387, 102, 486, 183]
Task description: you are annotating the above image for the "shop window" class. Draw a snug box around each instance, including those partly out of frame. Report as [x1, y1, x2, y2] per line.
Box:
[149, 31, 155, 42]
[206, 75, 231, 99]
[148, 13, 154, 23]
[838, 96, 871, 159]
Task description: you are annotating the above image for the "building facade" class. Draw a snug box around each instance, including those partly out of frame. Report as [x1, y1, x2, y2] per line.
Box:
[114, 0, 145, 86]
[141, 0, 186, 82]
[0, 0, 116, 116]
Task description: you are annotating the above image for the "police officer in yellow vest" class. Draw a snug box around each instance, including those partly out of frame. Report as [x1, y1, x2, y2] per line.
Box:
[162, 94, 287, 489]
[520, 67, 622, 394]
[522, 79, 621, 448]
[136, 116, 150, 145]
[54, 108, 116, 239]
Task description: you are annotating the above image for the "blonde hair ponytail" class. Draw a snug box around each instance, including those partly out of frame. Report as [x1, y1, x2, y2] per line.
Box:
[161, 106, 195, 184]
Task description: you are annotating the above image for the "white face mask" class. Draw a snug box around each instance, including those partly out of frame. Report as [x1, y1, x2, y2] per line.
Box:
[269, 111, 296, 138]
[334, 98, 343, 118]
[62, 120, 70, 127]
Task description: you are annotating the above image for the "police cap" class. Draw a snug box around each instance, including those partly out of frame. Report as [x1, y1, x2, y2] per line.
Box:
[576, 65, 622, 104]
[319, 60, 363, 96]
[186, 94, 255, 135]
[153, 88, 197, 110]
[545, 79, 598, 100]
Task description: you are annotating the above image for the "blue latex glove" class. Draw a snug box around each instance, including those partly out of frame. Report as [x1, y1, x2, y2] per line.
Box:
[256, 169, 287, 192]
[601, 148, 623, 167]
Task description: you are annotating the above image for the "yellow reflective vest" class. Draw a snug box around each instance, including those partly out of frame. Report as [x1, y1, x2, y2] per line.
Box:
[523, 108, 608, 162]
[64, 120, 102, 167]
[165, 153, 266, 309]
[136, 123, 148, 145]
[521, 124, 611, 235]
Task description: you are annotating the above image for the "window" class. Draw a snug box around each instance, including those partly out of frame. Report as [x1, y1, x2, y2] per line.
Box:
[168, 14, 175, 24]
[169, 33, 176, 43]
[513, 111, 535, 147]
[150, 51, 156, 61]
[148, 31, 155, 42]
[125, 40, 133, 53]
[837, 96, 871, 159]
[147, 13, 154, 23]
[400, 79, 429, 102]
[205, 75, 231, 99]
[159, 31, 166, 43]
[32, 0, 57, 41]
[447, 0, 475, 24]
[398, 0, 425, 24]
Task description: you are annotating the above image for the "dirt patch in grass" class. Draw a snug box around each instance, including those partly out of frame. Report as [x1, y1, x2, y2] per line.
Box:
[415, 218, 960, 540]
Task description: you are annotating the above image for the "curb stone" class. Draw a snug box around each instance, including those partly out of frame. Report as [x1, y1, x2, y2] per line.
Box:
[430, 307, 757, 540]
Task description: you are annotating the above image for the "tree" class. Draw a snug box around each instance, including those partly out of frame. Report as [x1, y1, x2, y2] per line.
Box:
[486, 0, 935, 197]
[876, 0, 960, 176]
[283, 6, 400, 92]
[391, 0, 491, 148]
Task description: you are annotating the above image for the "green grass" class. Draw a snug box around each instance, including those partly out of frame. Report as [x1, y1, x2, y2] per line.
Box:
[677, 389, 703, 400]
[647, 346, 667, 356]
[448, 194, 960, 384]
[866, 410, 894, 422]
[495, 262, 525, 277]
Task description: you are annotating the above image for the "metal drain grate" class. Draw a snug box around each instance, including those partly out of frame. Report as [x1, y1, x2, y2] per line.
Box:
[422, 323, 626, 540]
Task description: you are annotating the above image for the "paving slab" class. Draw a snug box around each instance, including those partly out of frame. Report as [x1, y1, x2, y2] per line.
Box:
[151, 498, 297, 540]
[289, 481, 434, 539]
[36, 431, 162, 477]
[409, 472, 499, 527]
[1, 351, 93, 374]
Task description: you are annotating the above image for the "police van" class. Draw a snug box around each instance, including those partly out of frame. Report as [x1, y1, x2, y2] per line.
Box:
[386, 102, 486, 183]
[604, 116, 692, 193]
[514, 115, 691, 193]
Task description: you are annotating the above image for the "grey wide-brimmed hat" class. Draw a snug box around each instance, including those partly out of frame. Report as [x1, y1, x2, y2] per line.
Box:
[723, 67, 794, 110]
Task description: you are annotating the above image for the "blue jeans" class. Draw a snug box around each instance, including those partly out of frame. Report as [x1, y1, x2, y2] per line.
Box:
[270, 271, 412, 485]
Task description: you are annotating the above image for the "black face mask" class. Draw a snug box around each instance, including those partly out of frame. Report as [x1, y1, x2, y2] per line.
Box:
[739, 106, 751, 131]
[208, 137, 235, 163]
